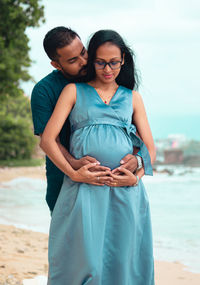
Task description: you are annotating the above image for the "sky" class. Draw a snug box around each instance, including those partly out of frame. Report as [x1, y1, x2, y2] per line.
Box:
[22, 0, 200, 140]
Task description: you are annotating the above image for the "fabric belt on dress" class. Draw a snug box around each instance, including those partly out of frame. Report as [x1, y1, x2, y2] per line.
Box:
[71, 118, 153, 176]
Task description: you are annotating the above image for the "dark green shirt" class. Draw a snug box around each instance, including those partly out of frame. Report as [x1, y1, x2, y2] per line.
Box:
[31, 70, 70, 212]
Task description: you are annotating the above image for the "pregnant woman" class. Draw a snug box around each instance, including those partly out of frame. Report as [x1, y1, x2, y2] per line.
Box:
[41, 29, 156, 285]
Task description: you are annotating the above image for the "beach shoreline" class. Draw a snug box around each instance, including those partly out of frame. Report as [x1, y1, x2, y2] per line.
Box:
[0, 224, 200, 285]
[0, 166, 46, 183]
[1, 167, 200, 284]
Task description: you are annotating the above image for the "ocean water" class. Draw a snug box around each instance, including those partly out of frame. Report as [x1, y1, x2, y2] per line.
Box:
[0, 178, 50, 233]
[0, 167, 200, 273]
[143, 166, 200, 273]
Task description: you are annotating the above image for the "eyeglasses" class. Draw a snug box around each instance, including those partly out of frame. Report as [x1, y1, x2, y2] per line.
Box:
[94, 60, 122, 70]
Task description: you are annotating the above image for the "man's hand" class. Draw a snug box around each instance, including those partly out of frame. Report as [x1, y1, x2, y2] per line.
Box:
[72, 155, 99, 170]
[111, 154, 138, 175]
[71, 163, 113, 186]
[72, 155, 110, 172]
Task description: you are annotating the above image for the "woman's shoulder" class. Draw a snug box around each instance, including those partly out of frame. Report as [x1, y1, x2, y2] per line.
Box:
[72, 82, 89, 90]
[61, 83, 77, 94]
[132, 90, 143, 101]
[60, 83, 77, 103]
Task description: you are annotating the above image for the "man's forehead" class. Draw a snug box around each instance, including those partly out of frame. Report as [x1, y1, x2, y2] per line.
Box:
[57, 37, 84, 59]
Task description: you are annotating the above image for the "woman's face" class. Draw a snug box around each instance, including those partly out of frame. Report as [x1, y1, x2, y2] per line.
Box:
[94, 42, 123, 84]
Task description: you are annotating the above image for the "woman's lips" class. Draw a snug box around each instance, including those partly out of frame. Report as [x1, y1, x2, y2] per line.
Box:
[103, 74, 113, 79]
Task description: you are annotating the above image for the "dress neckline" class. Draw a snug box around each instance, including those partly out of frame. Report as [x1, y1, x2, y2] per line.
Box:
[85, 83, 121, 106]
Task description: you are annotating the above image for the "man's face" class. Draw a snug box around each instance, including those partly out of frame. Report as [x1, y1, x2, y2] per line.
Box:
[51, 36, 88, 79]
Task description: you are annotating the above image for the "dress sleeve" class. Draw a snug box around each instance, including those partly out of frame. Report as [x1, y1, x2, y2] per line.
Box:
[31, 83, 54, 136]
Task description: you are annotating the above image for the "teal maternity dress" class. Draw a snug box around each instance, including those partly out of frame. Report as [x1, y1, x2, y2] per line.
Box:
[48, 83, 154, 285]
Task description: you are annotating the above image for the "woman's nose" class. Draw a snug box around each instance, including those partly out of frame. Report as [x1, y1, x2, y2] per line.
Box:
[104, 63, 112, 72]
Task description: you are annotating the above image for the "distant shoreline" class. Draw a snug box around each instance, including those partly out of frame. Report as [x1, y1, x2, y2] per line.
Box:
[0, 166, 46, 182]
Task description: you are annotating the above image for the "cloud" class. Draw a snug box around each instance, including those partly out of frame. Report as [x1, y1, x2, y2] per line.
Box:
[30, 0, 200, 46]
[22, 0, 200, 117]
[155, 0, 200, 20]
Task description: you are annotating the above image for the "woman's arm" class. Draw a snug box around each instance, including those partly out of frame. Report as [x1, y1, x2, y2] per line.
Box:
[40, 83, 111, 184]
[132, 91, 156, 165]
[40, 83, 78, 178]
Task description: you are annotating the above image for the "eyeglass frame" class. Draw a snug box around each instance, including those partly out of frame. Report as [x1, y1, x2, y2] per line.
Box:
[93, 59, 123, 70]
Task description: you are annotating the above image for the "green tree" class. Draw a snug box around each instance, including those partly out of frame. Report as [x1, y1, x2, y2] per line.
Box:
[0, 95, 37, 159]
[0, 0, 45, 100]
[0, 0, 45, 160]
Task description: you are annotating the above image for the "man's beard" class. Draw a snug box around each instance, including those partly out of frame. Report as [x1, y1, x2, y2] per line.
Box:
[60, 65, 87, 82]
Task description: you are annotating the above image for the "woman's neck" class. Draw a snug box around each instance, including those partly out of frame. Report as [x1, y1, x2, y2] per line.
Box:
[88, 79, 118, 91]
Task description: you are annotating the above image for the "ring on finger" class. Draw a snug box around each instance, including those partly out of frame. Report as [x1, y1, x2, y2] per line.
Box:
[97, 176, 100, 181]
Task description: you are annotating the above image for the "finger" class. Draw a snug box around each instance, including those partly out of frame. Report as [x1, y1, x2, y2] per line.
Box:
[94, 176, 113, 185]
[120, 158, 137, 172]
[105, 182, 120, 187]
[116, 167, 132, 175]
[99, 176, 114, 183]
[105, 181, 118, 185]
[89, 166, 110, 172]
[120, 153, 134, 164]
[111, 169, 122, 175]
[109, 173, 124, 181]
[84, 156, 100, 164]
[91, 182, 105, 186]
[92, 170, 111, 177]
[83, 162, 99, 170]
[90, 165, 111, 171]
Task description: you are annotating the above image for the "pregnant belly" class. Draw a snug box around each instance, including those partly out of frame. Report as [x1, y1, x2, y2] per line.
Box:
[70, 125, 133, 169]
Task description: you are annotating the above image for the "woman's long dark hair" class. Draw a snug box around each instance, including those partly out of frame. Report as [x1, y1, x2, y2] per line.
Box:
[85, 30, 139, 90]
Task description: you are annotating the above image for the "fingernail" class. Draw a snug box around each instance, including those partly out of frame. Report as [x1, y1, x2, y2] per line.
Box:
[118, 167, 121, 170]
[97, 161, 100, 164]
[120, 160, 124, 164]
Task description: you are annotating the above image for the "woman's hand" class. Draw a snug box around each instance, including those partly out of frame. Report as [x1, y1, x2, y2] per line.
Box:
[106, 167, 138, 187]
[70, 162, 113, 186]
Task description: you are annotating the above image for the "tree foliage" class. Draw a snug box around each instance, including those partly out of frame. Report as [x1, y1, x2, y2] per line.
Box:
[0, 95, 37, 159]
[0, 0, 45, 99]
[0, 0, 45, 160]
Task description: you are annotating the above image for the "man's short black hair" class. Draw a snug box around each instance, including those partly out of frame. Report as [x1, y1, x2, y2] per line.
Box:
[43, 26, 80, 61]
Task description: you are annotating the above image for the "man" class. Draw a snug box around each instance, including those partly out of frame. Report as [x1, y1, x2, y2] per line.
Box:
[31, 26, 141, 213]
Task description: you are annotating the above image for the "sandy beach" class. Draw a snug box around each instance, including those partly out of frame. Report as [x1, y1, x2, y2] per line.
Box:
[0, 224, 48, 284]
[0, 166, 200, 284]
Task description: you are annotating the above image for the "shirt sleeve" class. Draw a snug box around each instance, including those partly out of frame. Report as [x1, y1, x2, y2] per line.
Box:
[31, 83, 54, 136]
